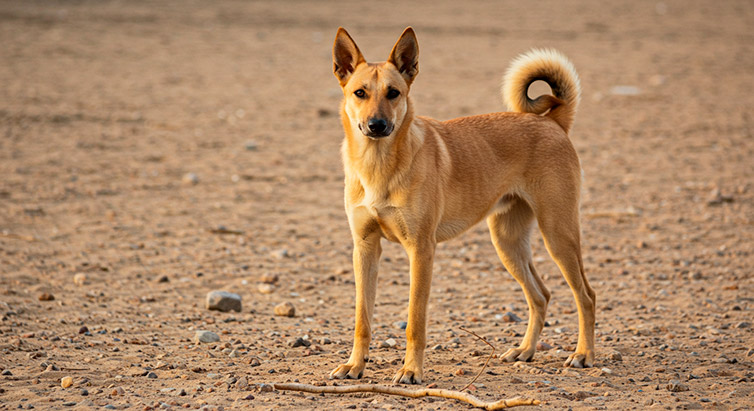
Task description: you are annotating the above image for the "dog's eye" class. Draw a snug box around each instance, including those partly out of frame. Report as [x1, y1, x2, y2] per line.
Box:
[354, 89, 366, 98]
[387, 89, 400, 100]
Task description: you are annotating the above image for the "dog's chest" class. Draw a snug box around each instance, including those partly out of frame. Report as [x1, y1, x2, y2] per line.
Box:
[352, 185, 409, 243]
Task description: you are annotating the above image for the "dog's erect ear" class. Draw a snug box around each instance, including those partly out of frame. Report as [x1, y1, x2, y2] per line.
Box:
[333, 27, 365, 86]
[388, 27, 419, 85]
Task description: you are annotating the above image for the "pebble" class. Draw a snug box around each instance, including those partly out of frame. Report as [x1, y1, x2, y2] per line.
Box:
[259, 273, 279, 284]
[536, 341, 553, 351]
[258, 383, 274, 392]
[271, 249, 290, 259]
[78, 326, 89, 334]
[735, 321, 751, 329]
[393, 321, 407, 330]
[182, 172, 199, 185]
[610, 85, 641, 96]
[146, 371, 158, 379]
[667, 380, 689, 392]
[206, 290, 242, 313]
[609, 351, 623, 361]
[156, 275, 169, 283]
[257, 283, 275, 294]
[195, 331, 220, 344]
[290, 337, 311, 348]
[61, 376, 73, 388]
[73, 273, 87, 286]
[510, 376, 524, 384]
[1, 370, 11, 376]
[111, 387, 125, 396]
[244, 141, 258, 151]
[38, 292, 55, 301]
[274, 302, 296, 317]
[501, 312, 522, 323]
[236, 376, 248, 389]
[80, 388, 89, 396]
[380, 338, 397, 348]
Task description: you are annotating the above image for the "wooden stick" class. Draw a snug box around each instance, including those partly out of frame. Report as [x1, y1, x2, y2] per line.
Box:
[273, 383, 539, 409]
[459, 326, 495, 392]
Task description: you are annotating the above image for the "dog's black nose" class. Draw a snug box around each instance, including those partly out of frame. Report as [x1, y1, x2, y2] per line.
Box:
[367, 118, 388, 135]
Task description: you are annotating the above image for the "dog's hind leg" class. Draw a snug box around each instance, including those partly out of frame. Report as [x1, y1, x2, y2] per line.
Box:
[536, 199, 596, 368]
[487, 199, 551, 363]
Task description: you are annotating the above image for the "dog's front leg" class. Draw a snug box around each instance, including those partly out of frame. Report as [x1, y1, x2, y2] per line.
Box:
[329, 229, 382, 380]
[393, 240, 435, 384]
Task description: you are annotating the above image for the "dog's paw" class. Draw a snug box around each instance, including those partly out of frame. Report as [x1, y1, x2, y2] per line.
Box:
[564, 351, 594, 368]
[392, 366, 423, 384]
[501, 346, 536, 363]
[329, 362, 366, 380]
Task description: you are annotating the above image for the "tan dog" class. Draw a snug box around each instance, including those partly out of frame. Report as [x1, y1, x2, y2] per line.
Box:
[329, 27, 595, 384]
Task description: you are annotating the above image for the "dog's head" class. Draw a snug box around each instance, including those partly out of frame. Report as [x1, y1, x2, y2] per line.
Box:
[333, 27, 418, 140]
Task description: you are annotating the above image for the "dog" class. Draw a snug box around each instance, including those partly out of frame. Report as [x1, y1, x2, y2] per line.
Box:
[329, 27, 596, 384]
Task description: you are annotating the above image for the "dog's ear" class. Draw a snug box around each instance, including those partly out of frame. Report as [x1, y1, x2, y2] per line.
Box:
[333, 27, 365, 87]
[388, 27, 419, 85]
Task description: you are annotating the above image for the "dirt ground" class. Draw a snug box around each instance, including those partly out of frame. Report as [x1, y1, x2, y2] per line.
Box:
[1, 0, 752, 409]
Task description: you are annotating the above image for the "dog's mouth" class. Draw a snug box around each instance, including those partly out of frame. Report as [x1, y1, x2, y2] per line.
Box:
[358, 122, 394, 139]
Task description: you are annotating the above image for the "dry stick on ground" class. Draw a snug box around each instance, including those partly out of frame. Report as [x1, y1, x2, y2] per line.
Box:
[458, 326, 495, 391]
[273, 383, 539, 410]
[273, 327, 540, 410]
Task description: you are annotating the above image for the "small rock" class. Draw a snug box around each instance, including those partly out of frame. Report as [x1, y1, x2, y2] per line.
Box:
[271, 249, 289, 259]
[156, 275, 169, 283]
[610, 85, 641, 96]
[195, 331, 220, 344]
[257, 283, 275, 294]
[290, 337, 311, 348]
[1, 370, 12, 376]
[667, 380, 689, 392]
[73, 273, 87, 286]
[80, 388, 89, 396]
[236, 376, 248, 389]
[111, 387, 125, 396]
[244, 141, 258, 151]
[206, 290, 242, 313]
[609, 351, 623, 361]
[61, 376, 73, 388]
[45, 364, 60, 372]
[735, 321, 750, 329]
[274, 302, 295, 317]
[258, 383, 274, 393]
[432, 344, 443, 350]
[259, 273, 278, 284]
[146, 371, 157, 379]
[182, 172, 199, 185]
[501, 312, 522, 323]
[380, 338, 398, 348]
[510, 376, 524, 384]
[178, 389, 187, 396]
[536, 341, 553, 351]
[78, 326, 89, 334]
[393, 321, 407, 330]
[38, 292, 55, 301]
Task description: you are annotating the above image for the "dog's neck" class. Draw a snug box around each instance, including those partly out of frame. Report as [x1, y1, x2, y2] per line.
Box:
[341, 99, 422, 192]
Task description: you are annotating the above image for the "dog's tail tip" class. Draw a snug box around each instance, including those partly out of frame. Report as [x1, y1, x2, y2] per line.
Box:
[502, 48, 581, 134]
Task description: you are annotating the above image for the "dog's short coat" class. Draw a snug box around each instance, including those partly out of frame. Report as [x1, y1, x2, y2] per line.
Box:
[329, 27, 596, 384]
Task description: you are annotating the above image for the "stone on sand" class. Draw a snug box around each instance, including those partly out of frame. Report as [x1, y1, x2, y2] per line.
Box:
[206, 290, 242, 312]
[274, 302, 295, 317]
[195, 331, 220, 344]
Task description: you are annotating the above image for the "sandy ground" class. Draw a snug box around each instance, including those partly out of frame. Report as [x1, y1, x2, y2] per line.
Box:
[1, 0, 753, 409]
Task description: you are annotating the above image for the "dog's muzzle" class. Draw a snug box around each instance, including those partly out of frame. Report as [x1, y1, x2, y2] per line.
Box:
[359, 118, 394, 139]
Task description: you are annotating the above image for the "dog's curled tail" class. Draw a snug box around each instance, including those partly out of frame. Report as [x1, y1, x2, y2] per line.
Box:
[502, 49, 581, 134]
